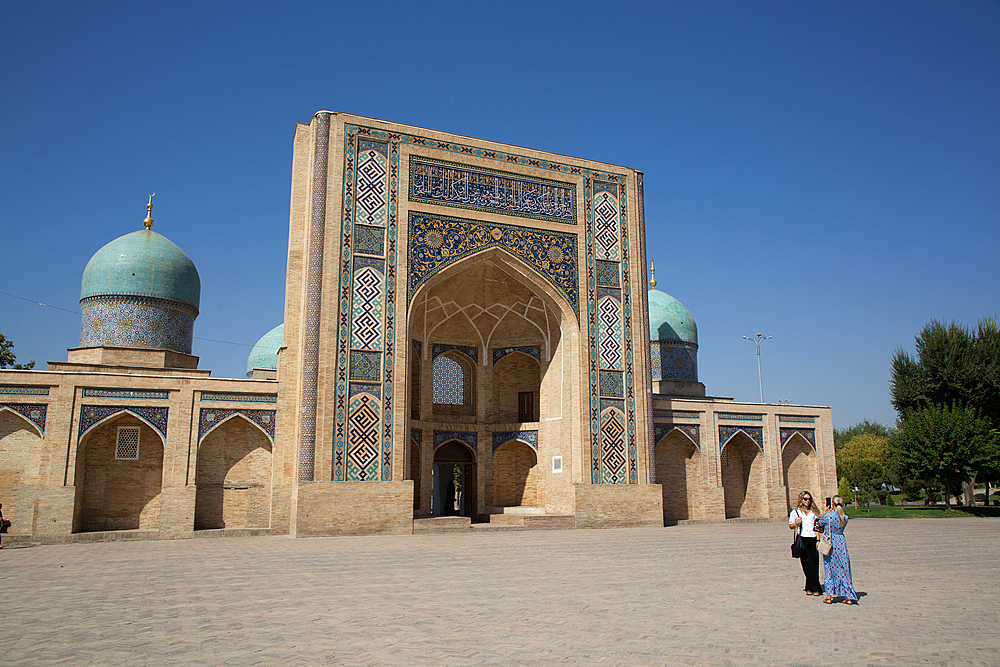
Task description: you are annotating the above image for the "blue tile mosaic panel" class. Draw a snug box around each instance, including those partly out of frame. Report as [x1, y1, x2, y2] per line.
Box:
[718, 412, 763, 422]
[347, 391, 381, 480]
[355, 141, 388, 226]
[432, 343, 478, 364]
[492, 430, 538, 453]
[349, 382, 382, 399]
[410, 427, 421, 446]
[354, 224, 385, 256]
[492, 346, 541, 365]
[200, 392, 277, 404]
[598, 295, 623, 370]
[411, 339, 422, 356]
[719, 425, 763, 451]
[592, 182, 620, 261]
[433, 429, 477, 452]
[600, 407, 627, 484]
[780, 427, 816, 450]
[351, 265, 384, 351]
[599, 370, 624, 398]
[83, 387, 170, 400]
[409, 156, 576, 224]
[349, 350, 382, 382]
[595, 260, 620, 287]
[79, 405, 168, 440]
[599, 398, 625, 413]
[0, 403, 47, 434]
[654, 423, 700, 448]
[408, 212, 579, 317]
[653, 409, 700, 420]
[198, 408, 276, 441]
[80, 295, 196, 355]
[0, 385, 50, 396]
[651, 341, 698, 382]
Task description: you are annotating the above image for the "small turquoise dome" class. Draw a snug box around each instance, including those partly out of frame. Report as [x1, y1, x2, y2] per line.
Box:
[246, 324, 283, 377]
[648, 289, 697, 344]
[81, 229, 200, 311]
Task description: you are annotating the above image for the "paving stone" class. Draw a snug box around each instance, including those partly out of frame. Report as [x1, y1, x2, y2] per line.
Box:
[0, 518, 997, 665]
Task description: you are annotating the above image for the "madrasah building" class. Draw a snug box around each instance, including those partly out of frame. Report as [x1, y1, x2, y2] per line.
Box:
[0, 112, 836, 543]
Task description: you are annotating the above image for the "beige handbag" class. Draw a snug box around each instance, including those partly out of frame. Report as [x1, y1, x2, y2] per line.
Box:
[818, 533, 832, 556]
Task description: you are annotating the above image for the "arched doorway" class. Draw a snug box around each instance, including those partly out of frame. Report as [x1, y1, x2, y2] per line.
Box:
[410, 439, 421, 510]
[655, 429, 701, 523]
[433, 440, 476, 518]
[76, 413, 164, 532]
[194, 415, 273, 530]
[782, 434, 818, 512]
[0, 409, 44, 531]
[492, 440, 540, 508]
[721, 433, 767, 519]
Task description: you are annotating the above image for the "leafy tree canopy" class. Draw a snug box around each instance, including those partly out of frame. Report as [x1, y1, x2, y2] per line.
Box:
[0, 333, 35, 370]
[833, 419, 890, 450]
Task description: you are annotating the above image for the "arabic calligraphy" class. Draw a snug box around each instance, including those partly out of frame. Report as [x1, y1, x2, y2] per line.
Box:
[409, 157, 576, 224]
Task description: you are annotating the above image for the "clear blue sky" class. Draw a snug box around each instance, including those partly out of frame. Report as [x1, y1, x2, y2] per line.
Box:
[2, 2, 997, 430]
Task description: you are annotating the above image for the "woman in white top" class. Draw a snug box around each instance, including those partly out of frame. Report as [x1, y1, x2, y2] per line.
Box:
[789, 490, 822, 596]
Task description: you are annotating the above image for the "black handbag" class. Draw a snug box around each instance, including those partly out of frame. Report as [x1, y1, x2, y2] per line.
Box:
[790, 511, 805, 558]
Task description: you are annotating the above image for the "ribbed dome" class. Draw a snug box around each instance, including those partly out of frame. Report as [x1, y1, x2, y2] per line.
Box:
[246, 324, 283, 378]
[648, 289, 697, 344]
[81, 229, 200, 311]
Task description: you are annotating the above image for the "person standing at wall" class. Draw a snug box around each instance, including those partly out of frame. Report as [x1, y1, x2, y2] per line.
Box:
[789, 491, 822, 596]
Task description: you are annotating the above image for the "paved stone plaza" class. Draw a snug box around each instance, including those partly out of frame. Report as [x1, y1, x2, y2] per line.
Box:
[1, 518, 997, 666]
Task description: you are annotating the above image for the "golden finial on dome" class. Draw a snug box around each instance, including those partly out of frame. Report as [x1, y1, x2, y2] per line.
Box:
[649, 260, 657, 289]
[143, 192, 155, 229]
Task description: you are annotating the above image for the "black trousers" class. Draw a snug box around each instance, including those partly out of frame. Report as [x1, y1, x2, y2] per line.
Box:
[799, 536, 821, 593]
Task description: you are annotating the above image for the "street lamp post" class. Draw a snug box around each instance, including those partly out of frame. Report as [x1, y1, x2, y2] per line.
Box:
[743, 333, 772, 403]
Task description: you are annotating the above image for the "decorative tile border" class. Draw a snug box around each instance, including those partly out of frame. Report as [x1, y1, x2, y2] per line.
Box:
[432, 343, 478, 364]
[0, 403, 46, 434]
[199, 408, 276, 442]
[718, 412, 763, 422]
[492, 430, 538, 453]
[83, 387, 169, 400]
[780, 427, 816, 450]
[410, 427, 421, 446]
[654, 423, 700, 449]
[408, 211, 579, 317]
[409, 155, 576, 224]
[653, 409, 700, 420]
[200, 391, 277, 404]
[492, 346, 540, 365]
[779, 415, 816, 423]
[0, 385, 49, 396]
[433, 429, 477, 453]
[79, 405, 168, 440]
[719, 425, 763, 451]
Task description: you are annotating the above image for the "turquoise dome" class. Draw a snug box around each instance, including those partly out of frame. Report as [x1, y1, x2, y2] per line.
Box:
[246, 324, 283, 377]
[648, 289, 697, 344]
[81, 229, 200, 311]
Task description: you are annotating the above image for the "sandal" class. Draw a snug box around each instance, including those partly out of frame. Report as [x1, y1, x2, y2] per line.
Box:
[823, 597, 832, 604]
[812, 591, 822, 596]
[843, 600, 856, 605]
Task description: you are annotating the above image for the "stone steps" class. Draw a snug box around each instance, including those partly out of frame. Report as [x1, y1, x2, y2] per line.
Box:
[489, 514, 576, 530]
[412, 516, 472, 533]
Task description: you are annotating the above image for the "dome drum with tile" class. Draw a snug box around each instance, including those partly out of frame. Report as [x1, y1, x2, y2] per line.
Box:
[247, 324, 283, 378]
[648, 288, 698, 383]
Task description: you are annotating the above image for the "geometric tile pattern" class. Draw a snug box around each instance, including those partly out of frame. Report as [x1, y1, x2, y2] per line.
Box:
[347, 391, 381, 481]
[653, 423, 700, 449]
[492, 430, 538, 453]
[600, 408, 626, 484]
[79, 405, 168, 440]
[336, 128, 396, 483]
[719, 425, 764, 451]
[82, 387, 170, 400]
[592, 184, 620, 261]
[349, 382, 382, 399]
[780, 427, 816, 450]
[0, 403, 47, 434]
[198, 408, 276, 442]
[0, 385, 50, 396]
[409, 156, 576, 224]
[351, 266, 384, 351]
[408, 212, 579, 317]
[598, 296, 623, 370]
[434, 430, 477, 453]
[599, 398, 625, 413]
[595, 259, 620, 287]
[492, 346, 541, 365]
[650, 341, 698, 382]
[411, 427, 421, 446]
[200, 392, 278, 404]
[652, 410, 700, 420]
[80, 296, 196, 355]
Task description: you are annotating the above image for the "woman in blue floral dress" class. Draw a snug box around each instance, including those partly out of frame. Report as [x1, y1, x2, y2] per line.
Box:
[818, 495, 857, 604]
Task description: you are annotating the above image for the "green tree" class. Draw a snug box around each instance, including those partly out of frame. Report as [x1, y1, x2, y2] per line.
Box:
[833, 419, 891, 451]
[0, 333, 35, 370]
[890, 403, 1000, 508]
[837, 433, 891, 506]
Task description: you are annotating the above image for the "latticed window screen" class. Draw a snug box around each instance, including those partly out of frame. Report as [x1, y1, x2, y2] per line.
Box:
[720, 447, 729, 467]
[433, 354, 472, 405]
[115, 426, 140, 460]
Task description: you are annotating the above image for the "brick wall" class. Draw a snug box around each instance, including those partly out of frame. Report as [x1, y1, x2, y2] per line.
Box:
[491, 354, 540, 422]
[574, 483, 663, 528]
[721, 436, 769, 519]
[782, 437, 818, 514]
[294, 481, 413, 536]
[0, 412, 43, 533]
[654, 432, 703, 522]
[492, 441, 541, 507]
[194, 417, 273, 530]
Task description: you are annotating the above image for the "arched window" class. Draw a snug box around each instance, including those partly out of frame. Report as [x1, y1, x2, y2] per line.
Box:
[433, 352, 473, 406]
